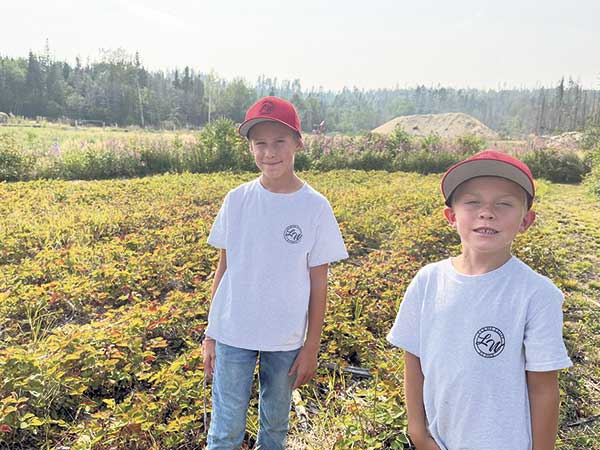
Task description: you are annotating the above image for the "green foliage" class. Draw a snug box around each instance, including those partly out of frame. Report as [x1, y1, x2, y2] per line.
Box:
[294, 150, 312, 171]
[0, 170, 598, 449]
[393, 149, 463, 175]
[302, 133, 474, 175]
[587, 171, 600, 198]
[454, 134, 486, 154]
[0, 133, 34, 181]
[584, 144, 600, 198]
[419, 133, 442, 152]
[7, 125, 598, 183]
[3, 51, 599, 136]
[387, 126, 414, 152]
[582, 127, 600, 150]
[349, 151, 392, 171]
[198, 119, 254, 172]
[57, 144, 143, 180]
[332, 370, 409, 449]
[522, 148, 588, 183]
[0, 122, 259, 181]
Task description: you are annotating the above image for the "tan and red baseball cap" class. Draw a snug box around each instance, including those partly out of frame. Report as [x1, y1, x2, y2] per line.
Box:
[238, 96, 302, 138]
[441, 150, 535, 209]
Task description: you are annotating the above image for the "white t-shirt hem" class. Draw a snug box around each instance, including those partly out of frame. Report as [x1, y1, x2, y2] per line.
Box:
[309, 252, 349, 268]
[207, 236, 225, 249]
[386, 334, 420, 357]
[208, 331, 304, 352]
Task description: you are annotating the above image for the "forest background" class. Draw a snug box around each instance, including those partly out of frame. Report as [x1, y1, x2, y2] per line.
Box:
[2, 48, 600, 136]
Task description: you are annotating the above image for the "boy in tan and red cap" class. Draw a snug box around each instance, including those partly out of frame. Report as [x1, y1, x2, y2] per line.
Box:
[202, 97, 348, 449]
[388, 150, 572, 450]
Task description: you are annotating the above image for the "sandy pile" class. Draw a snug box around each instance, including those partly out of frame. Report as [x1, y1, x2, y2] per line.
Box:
[544, 131, 583, 150]
[372, 112, 499, 140]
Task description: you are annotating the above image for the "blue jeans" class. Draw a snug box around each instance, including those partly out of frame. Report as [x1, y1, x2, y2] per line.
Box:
[206, 341, 300, 450]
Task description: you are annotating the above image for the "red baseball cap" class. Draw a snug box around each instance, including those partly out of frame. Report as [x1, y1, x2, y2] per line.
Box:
[441, 150, 535, 209]
[238, 96, 302, 138]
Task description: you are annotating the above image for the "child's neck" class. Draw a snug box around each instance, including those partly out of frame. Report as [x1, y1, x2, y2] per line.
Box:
[452, 251, 512, 275]
[259, 173, 304, 194]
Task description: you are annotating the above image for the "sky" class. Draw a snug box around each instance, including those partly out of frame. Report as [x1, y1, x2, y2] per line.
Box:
[2, 0, 599, 91]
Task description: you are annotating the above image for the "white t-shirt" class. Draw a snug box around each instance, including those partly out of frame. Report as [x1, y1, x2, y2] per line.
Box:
[206, 178, 348, 351]
[387, 256, 572, 450]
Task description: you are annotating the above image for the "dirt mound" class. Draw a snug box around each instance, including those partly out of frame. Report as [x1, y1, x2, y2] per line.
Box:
[372, 112, 499, 140]
[545, 131, 583, 150]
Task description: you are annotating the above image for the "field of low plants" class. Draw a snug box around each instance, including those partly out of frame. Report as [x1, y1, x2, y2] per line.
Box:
[1, 120, 596, 185]
[1, 167, 599, 449]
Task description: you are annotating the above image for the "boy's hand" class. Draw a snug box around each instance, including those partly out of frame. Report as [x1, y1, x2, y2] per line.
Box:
[202, 337, 216, 380]
[289, 345, 318, 389]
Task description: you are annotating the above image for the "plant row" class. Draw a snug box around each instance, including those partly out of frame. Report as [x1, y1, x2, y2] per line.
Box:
[1, 120, 594, 184]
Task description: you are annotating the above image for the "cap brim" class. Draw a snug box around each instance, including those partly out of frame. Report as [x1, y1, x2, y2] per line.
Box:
[238, 118, 301, 138]
[442, 160, 535, 206]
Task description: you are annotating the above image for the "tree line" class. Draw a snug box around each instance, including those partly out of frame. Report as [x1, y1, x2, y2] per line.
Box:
[1, 49, 599, 136]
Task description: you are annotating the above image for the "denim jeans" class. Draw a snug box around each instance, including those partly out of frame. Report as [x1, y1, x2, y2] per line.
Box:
[206, 341, 300, 450]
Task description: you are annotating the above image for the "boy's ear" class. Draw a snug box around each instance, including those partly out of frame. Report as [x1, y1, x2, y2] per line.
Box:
[444, 207, 457, 228]
[519, 210, 536, 233]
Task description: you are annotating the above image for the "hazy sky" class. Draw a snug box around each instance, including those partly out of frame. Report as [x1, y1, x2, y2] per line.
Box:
[2, 0, 599, 91]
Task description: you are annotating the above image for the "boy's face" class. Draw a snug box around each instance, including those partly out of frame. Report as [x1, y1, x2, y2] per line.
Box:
[444, 176, 535, 259]
[248, 121, 302, 182]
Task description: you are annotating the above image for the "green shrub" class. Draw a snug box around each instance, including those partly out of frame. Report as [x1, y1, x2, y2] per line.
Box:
[455, 134, 486, 154]
[582, 126, 600, 150]
[6, 124, 595, 183]
[585, 144, 600, 198]
[140, 148, 177, 174]
[0, 133, 34, 181]
[294, 151, 311, 171]
[522, 148, 587, 183]
[349, 151, 392, 171]
[387, 126, 414, 152]
[311, 150, 348, 171]
[199, 119, 253, 172]
[419, 133, 443, 152]
[393, 150, 463, 174]
[57, 145, 144, 180]
[587, 168, 600, 198]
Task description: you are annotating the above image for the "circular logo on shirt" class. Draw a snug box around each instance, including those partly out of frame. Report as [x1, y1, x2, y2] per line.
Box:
[284, 225, 303, 244]
[473, 326, 505, 358]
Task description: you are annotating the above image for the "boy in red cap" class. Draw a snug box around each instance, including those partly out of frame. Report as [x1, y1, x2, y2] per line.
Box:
[202, 96, 348, 449]
[388, 150, 572, 450]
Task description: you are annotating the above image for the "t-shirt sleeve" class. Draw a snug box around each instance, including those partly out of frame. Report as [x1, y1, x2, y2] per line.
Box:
[524, 286, 572, 372]
[207, 192, 230, 249]
[307, 201, 348, 267]
[386, 274, 422, 356]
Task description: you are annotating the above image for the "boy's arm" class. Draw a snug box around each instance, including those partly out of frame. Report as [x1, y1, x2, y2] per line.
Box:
[202, 249, 227, 379]
[289, 263, 328, 389]
[527, 370, 560, 450]
[404, 351, 441, 450]
[209, 249, 228, 300]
